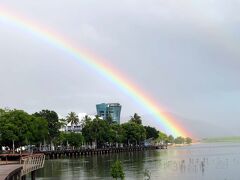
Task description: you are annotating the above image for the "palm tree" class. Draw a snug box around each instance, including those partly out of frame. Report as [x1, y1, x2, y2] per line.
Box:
[106, 115, 114, 124]
[66, 112, 79, 131]
[130, 113, 142, 125]
[81, 115, 92, 128]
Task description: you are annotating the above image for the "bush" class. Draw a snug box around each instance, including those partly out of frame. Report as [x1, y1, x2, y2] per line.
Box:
[111, 160, 125, 180]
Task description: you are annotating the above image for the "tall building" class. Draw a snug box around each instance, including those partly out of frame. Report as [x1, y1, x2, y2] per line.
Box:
[96, 103, 122, 124]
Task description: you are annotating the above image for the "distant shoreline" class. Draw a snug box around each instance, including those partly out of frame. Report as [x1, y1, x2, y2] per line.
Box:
[201, 136, 240, 143]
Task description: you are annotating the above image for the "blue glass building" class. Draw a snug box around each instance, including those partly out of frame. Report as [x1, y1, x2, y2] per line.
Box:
[96, 103, 122, 124]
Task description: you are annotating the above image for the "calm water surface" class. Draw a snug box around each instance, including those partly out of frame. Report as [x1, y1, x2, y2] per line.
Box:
[35, 143, 240, 180]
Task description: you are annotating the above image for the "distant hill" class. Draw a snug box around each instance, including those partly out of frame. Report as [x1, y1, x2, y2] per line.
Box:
[202, 136, 240, 143]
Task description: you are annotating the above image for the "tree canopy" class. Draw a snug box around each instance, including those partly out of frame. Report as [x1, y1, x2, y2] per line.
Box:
[144, 126, 159, 140]
[0, 108, 192, 151]
[66, 112, 79, 127]
[129, 113, 142, 125]
[0, 109, 48, 148]
[33, 110, 60, 143]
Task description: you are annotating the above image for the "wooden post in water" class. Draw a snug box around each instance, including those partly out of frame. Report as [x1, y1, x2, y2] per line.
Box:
[31, 170, 36, 180]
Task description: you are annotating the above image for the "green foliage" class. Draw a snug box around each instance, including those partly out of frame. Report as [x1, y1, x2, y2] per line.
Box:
[157, 132, 168, 144]
[121, 122, 146, 145]
[106, 115, 114, 125]
[143, 169, 151, 180]
[66, 112, 79, 128]
[66, 132, 84, 148]
[0, 107, 192, 151]
[129, 113, 142, 125]
[144, 126, 159, 140]
[167, 135, 174, 144]
[53, 132, 67, 146]
[110, 124, 125, 144]
[111, 160, 125, 180]
[185, 137, 192, 144]
[82, 116, 147, 147]
[174, 136, 185, 144]
[0, 109, 48, 148]
[82, 116, 111, 147]
[33, 110, 60, 142]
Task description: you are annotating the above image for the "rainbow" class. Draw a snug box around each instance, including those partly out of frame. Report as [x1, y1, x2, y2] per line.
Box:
[0, 6, 191, 137]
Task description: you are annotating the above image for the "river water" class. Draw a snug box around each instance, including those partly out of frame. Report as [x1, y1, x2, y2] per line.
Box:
[35, 143, 240, 180]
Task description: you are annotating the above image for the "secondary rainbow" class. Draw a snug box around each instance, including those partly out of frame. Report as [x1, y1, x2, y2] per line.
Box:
[0, 6, 191, 137]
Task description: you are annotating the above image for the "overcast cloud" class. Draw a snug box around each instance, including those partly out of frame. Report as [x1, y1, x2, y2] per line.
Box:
[0, 0, 240, 137]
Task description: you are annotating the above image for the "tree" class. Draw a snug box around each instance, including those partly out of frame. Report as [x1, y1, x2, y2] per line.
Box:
[111, 160, 125, 180]
[66, 132, 84, 149]
[121, 122, 146, 145]
[130, 113, 142, 125]
[66, 112, 79, 131]
[174, 136, 185, 144]
[157, 132, 168, 144]
[53, 132, 67, 148]
[59, 118, 67, 129]
[29, 116, 48, 146]
[185, 137, 192, 144]
[106, 115, 114, 125]
[167, 135, 174, 144]
[82, 118, 95, 145]
[33, 110, 60, 147]
[144, 126, 159, 140]
[110, 124, 125, 145]
[0, 109, 48, 149]
[82, 116, 110, 148]
[81, 115, 92, 127]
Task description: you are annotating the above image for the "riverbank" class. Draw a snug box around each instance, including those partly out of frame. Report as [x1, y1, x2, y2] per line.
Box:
[40, 145, 167, 159]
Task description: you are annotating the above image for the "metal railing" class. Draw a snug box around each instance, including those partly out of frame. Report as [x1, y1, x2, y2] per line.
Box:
[20, 154, 45, 176]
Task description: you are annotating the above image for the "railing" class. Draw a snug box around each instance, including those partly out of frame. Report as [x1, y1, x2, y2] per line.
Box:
[20, 154, 45, 176]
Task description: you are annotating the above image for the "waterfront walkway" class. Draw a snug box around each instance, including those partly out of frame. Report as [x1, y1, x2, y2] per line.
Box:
[41, 145, 167, 159]
[0, 165, 22, 180]
[0, 154, 45, 180]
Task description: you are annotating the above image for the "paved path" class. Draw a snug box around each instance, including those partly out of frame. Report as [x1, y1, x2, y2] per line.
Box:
[0, 164, 22, 180]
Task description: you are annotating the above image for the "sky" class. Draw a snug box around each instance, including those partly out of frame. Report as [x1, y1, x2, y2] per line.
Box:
[0, 0, 240, 138]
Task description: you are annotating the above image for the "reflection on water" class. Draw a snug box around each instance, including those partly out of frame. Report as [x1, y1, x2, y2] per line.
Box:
[34, 143, 240, 180]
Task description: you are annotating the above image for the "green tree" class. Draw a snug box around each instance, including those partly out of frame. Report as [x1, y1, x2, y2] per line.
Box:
[81, 115, 92, 127]
[157, 132, 168, 144]
[82, 116, 110, 148]
[167, 135, 174, 144]
[0, 109, 48, 149]
[185, 137, 192, 144]
[111, 160, 125, 180]
[110, 124, 125, 145]
[174, 136, 185, 144]
[82, 118, 95, 145]
[33, 110, 60, 147]
[53, 132, 67, 147]
[66, 112, 79, 131]
[66, 132, 84, 149]
[59, 118, 67, 129]
[144, 126, 159, 140]
[121, 122, 146, 145]
[106, 115, 114, 125]
[130, 113, 142, 125]
[29, 116, 48, 146]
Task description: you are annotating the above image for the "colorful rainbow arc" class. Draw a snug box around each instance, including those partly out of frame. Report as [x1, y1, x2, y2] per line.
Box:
[0, 7, 191, 137]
